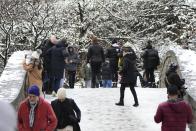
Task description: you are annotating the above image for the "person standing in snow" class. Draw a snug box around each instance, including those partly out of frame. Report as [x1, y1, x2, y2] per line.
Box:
[51, 88, 81, 131]
[81, 63, 92, 88]
[47, 38, 68, 96]
[154, 85, 192, 131]
[101, 60, 112, 88]
[40, 35, 58, 94]
[87, 35, 105, 88]
[115, 42, 139, 107]
[65, 46, 80, 89]
[17, 85, 57, 131]
[23, 50, 43, 96]
[165, 63, 185, 98]
[105, 39, 121, 87]
[141, 40, 160, 88]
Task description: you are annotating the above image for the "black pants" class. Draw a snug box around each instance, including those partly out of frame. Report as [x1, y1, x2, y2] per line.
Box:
[42, 70, 52, 94]
[119, 83, 138, 104]
[145, 68, 155, 83]
[68, 71, 76, 88]
[90, 62, 102, 88]
[110, 63, 118, 82]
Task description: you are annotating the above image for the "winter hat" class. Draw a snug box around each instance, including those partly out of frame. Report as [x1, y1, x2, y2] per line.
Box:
[169, 63, 178, 71]
[57, 88, 66, 100]
[146, 40, 153, 49]
[167, 85, 178, 95]
[0, 101, 16, 131]
[28, 85, 40, 96]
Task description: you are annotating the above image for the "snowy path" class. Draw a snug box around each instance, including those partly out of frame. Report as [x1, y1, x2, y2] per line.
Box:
[46, 87, 171, 131]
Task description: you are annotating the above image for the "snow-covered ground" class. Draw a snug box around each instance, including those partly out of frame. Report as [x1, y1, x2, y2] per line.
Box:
[46, 87, 190, 131]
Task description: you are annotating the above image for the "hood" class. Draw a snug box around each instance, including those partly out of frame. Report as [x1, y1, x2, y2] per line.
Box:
[56, 40, 68, 48]
[168, 99, 184, 113]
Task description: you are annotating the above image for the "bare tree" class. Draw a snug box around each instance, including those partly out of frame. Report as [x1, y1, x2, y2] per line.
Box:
[18, 0, 57, 49]
[0, 0, 20, 66]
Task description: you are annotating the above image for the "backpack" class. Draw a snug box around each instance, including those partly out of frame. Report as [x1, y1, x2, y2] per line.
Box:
[147, 49, 160, 68]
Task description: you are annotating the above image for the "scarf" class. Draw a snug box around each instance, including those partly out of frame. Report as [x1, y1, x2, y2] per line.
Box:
[29, 102, 37, 127]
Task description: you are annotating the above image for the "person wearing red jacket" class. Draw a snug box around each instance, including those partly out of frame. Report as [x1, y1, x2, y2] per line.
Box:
[18, 85, 57, 131]
[154, 85, 193, 131]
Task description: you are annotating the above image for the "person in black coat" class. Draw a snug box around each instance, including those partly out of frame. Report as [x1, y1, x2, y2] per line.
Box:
[40, 35, 57, 94]
[101, 60, 112, 88]
[51, 88, 81, 131]
[165, 63, 185, 98]
[142, 40, 160, 87]
[87, 35, 105, 88]
[106, 39, 121, 87]
[115, 46, 139, 107]
[47, 39, 68, 94]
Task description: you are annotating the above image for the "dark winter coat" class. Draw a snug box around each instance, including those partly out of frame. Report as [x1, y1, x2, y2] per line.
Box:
[165, 70, 185, 89]
[142, 48, 160, 69]
[106, 46, 120, 72]
[154, 99, 192, 131]
[119, 52, 137, 85]
[41, 39, 55, 73]
[48, 42, 68, 78]
[65, 47, 80, 71]
[18, 97, 57, 131]
[101, 62, 112, 80]
[87, 43, 105, 63]
[51, 98, 81, 131]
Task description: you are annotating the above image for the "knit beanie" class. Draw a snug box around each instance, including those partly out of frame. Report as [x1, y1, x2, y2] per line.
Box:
[57, 88, 66, 100]
[28, 85, 40, 96]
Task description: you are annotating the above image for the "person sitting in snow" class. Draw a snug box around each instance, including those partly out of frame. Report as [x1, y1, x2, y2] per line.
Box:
[51, 88, 81, 131]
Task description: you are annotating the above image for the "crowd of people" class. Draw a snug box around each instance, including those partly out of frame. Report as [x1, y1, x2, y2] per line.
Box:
[1, 34, 193, 131]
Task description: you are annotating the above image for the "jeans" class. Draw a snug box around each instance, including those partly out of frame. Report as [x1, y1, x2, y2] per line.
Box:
[102, 80, 112, 88]
[51, 77, 62, 93]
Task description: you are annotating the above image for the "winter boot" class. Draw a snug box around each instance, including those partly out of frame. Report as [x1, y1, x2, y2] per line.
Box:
[112, 82, 117, 88]
[115, 101, 124, 106]
[133, 103, 139, 107]
[115, 98, 124, 106]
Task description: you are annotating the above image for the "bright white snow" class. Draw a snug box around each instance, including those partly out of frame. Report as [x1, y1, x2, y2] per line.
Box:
[46, 87, 190, 131]
[0, 51, 30, 102]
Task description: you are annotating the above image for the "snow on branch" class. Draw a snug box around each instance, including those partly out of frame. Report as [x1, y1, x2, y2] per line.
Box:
[97, 1, 128, 21]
